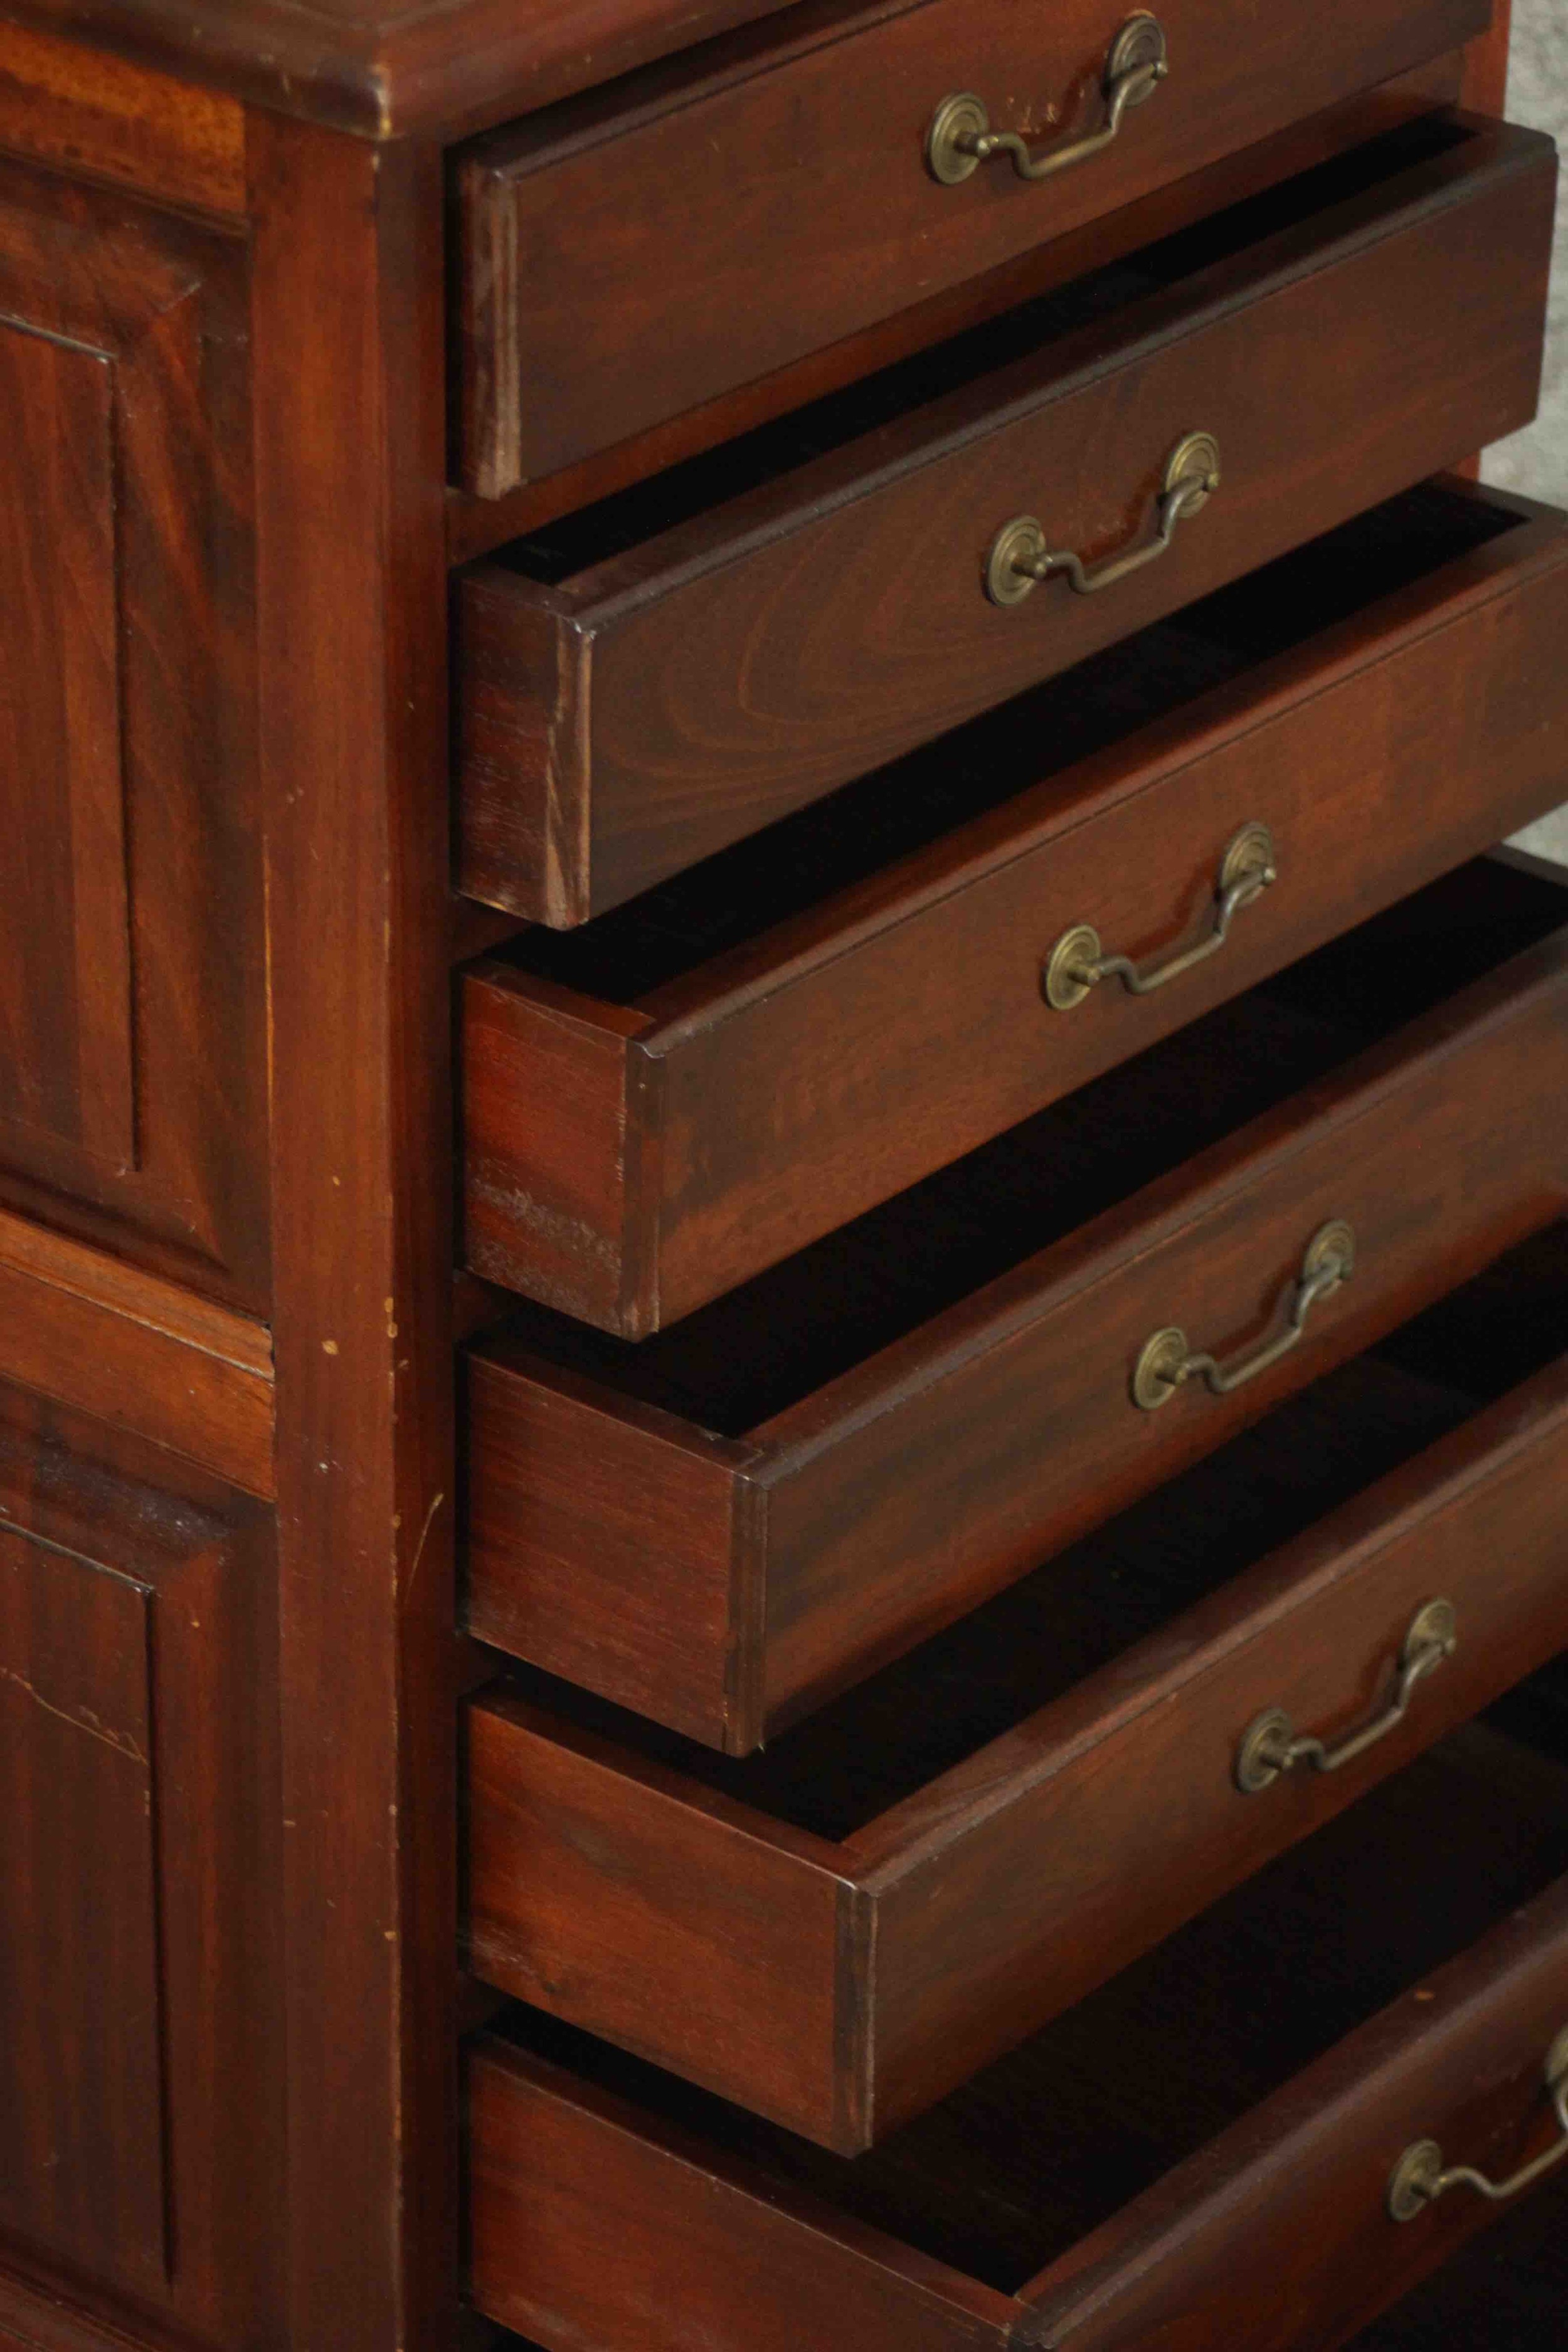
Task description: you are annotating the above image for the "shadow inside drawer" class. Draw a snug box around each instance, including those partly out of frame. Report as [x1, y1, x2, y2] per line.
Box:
[485, 855, 1568, 1438]
[494, 480, 1523, 1007]
[493, 1219, 1568, 1839]
[492, 1686, 1568, 2293]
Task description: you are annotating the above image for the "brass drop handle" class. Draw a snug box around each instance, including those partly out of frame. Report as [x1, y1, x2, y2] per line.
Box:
[1044, 824, 1276, 1012]
[1389, 2028, 1568, 2220]
[928, 14, 1169, 188]
[987, 432, 1220, 607]
[1234, 1601, 1458, 1796]
[1133, 1221, 1356, 1412]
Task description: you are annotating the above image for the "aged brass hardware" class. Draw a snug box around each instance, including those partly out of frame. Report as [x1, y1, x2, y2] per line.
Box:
[1388, 2028, 1568, 2221]
[927, 14, 1168, 188]
[987, 432, 1219, 607]
[1044, 823, 1276, 1012]
[1132, 1220, 1356, 1412]
[1234, 1601, 1458, 1796]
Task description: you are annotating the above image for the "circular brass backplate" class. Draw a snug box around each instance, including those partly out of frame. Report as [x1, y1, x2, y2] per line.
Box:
[1234, 1707, 1294, 1796]
[926, 91, 991, 184]
[1547, 2025, 1568, 2091]
[1107, 11, 1169, 97]
[1403, 1597, 1458, 1668]
[1219, 821, 1277, 896]
[1163, 430, 1221, 513]
[1132, 1325, 1190, 1412]
[1303, 1219, 1356, 1287]
[1043, 923, 1102, 1010]
[1388, 2139, 1444, 2223]
[986, 514, 1049, 606]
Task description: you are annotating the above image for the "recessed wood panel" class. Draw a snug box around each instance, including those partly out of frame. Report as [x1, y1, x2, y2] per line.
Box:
[0, 154, 267, 1309]
[0, 1392, 283, 2343]
[0, 323, 134, 1170]
[0, 1530, 166, 2290]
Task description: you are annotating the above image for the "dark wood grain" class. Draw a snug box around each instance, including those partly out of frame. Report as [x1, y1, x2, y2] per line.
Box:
[455, 0, 1486, 495]
[0, 319, 131, 1165]
[467, 857, 1568, 1751]
[248, 114, 458, 2352]
[0, 1523, 166, 2287]
[0, 155, 267, 1308]
[1019, 1869, 1568, 2349]
[0, 0, 812, 135]
[0, 1206, 273, 1495]
[469, 1732, 1568, 2352]
[1460, 0, 1513, 112]
[447, 59, 1467, 564]
[0, 22, 245, 212]
[470, 2044, 1022, 2352]
[0, 1389, 282, 2347]
[456, 117, 1555, 923]
[463, 482, 1568, 1333]
[467, 1227, 1568, 2146]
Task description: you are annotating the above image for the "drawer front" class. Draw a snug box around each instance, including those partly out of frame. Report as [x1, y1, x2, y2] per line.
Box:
[466, 1345, 1568, 2149]
[455, 0, 1488, 499]
[462, 486, 1568, 1336]
[455, 120, 1554, 924]
[467, 879, 1568, 1753]
[1018, 1898, 1568, 2349]
[469, 1874, 1568, 2352]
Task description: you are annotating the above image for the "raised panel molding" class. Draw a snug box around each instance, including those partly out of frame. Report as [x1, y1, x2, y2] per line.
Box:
[0, 1392, 283, 2349]
[0, 1538, 167, 2292]
[0, 156, 267, 1310]
[0, 323, 135, 1170]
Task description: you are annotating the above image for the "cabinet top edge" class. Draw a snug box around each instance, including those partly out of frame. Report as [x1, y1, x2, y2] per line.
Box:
[0, 0, 805, 137]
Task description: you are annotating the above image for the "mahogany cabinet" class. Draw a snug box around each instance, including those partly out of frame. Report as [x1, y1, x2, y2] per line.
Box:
[0, 1388, 281, 2346]
[0, 0, 1559, 2350]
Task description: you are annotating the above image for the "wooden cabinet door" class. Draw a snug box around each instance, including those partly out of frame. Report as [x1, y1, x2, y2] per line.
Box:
[0, 156, 267, 1310]
[0, 1388, 282, 2344]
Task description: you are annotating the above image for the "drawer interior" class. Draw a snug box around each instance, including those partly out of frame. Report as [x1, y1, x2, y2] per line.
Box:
[479, 115, 1475, 593]
[486, 1692, 1568, 2296]
[481, 854, 1568, 1434]
[487, 480, 1525, 1010]
[489, 1221, 1568, 1839]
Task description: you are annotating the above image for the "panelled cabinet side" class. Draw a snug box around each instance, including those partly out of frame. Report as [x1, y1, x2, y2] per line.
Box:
[248, 110, 460, 2352]
[0, 1386, 284, 2351]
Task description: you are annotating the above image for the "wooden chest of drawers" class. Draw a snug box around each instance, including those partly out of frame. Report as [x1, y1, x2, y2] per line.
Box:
[0, 2, 1561, 2351]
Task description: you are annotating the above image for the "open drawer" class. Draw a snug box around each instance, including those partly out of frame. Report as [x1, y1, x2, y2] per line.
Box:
[465, 854, 1568, 1753]
[470, 1702, 1568, 2352]
[454, 114, 1554, 923]
[463, 481, 1568, 1335]
[468, 1225, 1568, 2148]
[453, 0, 1488, 498]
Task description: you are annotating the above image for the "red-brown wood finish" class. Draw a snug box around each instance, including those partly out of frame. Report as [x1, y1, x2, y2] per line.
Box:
[456, 119, 1554, 924]
[455, 0, 1489, 496]
[0, 154, 267, 1308]
[248, 115, 459, 2352]
[467, 865, 1568, 1752]
[445, 60, 1468, 565]
[0, 21, 246, 211]
[0, 1208, 274, 1498]
[0, 1389, 282, 2348]
[0, 0, 1545, 2344]
[470, 1839, 1568, 2352]
[465, 1335, 1568, 2148]
[463, 484, 1568, 1333]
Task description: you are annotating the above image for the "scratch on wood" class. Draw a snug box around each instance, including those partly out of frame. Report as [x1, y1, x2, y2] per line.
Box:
[0, 1664, 149, 1766]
